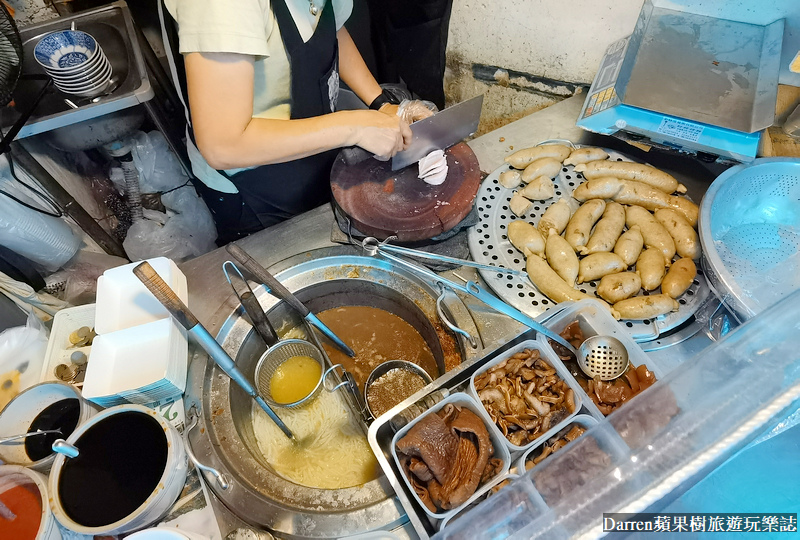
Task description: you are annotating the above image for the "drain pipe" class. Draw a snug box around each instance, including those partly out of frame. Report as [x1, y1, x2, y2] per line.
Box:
[104, 140, 143, 223]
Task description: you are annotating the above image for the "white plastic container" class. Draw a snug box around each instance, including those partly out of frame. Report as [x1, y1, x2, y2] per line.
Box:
[438, 473, 522, 530]
[48, 404, 188, 536]
[0, 382, 96, 472]
[94, 257, 187, 335]
[40, 304, 95, 384]
[537, 299, 664, 419]
[515, 414, 598, 473]
[82, 318, 187, 407]
[391, 393, 511, 520]
[468, 338, 583, 455]
[0, 464, 62, 540]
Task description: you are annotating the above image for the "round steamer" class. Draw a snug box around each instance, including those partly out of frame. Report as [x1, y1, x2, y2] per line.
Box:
[331, 142, 482, 241]
[467, 145, 711, 342]
[48, 405, 187, 536]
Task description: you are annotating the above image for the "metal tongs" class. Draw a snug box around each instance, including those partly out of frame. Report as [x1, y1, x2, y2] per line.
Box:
[361, 237, 573, 352]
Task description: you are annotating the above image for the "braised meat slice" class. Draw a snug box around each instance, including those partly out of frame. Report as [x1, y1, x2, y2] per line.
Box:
[396, 412, 458, 484]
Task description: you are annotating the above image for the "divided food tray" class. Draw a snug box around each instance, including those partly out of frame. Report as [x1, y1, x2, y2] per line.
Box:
[368, 300, 662, 539]
[41, 303, 96, 384]
[466, 145, 711, 342]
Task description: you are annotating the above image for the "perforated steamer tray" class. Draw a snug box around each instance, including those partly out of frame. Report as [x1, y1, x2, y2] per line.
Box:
[466, 145, 711, 342]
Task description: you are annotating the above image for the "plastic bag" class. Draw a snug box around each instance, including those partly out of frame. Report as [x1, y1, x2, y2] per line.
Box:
[0, 311, 48, 408]
[0, 193, 81, 272]
[123, 186, 217, 262]
[129, 130, 190, 193]
[61, 250, 129, 306]
[397, 99, 438, 124]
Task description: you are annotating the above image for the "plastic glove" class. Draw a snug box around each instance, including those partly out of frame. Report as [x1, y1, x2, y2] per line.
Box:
[397, 99, 437, 124]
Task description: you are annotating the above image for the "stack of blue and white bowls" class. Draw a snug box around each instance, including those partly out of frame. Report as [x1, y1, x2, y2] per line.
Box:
[34, 29, 113, 98]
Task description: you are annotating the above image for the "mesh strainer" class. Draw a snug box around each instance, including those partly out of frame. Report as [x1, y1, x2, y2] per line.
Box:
[254, 339, 342, 408]
[699, 158, 800, 319]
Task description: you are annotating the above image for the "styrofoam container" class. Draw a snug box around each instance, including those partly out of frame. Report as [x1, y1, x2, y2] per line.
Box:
[126, 528, 208, 540]
[41, 304, 95, 384]
[537, 299, 665, 419]
[515, 414, 598, 473]
[0, 465, 62, 540]
[82, 318, 187, 406]
[468, 338, 583, 455]
[0, 382, 96, 472]
[95, 257, 188, 335]
[48, 405, 188, 536]
[391, 393, 511, 520]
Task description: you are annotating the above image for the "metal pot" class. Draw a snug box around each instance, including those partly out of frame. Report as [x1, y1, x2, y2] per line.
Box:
[183, 249, 482, 538]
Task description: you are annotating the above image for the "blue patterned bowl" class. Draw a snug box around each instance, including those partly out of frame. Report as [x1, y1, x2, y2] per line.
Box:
[34, 30, 98, 71]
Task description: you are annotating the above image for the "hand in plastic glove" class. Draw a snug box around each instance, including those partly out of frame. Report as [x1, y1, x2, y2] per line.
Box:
[379, 100, 438, 124]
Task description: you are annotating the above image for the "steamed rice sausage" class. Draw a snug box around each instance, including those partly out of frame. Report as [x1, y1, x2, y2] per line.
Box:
[575, 178, 698, 226]
[499, 170, 522, 189]
[573, 160, 686, 194]
[597, 272, 642, 303]
[654, 209, 700, 259]
[614, 226, 644, 266]
[537, 198, 573, 237]
[520, 176, 555, 200]
[522, 158, 562, 183]
[565, 200, 606, 252]
[510, 192, 532, 217]
[581, 202, 626, 255]
[526, 256, 620, 319]
[661, 258, 697, 298]
[614, 294, 679, 320]
[564, 147, 609, 167]
[508, 220, 545, 258]
[577, 252, 627, 284]
[625, 205, 676, 262]
[545, 229, 580, 287]
[636, 248, 667, 291]
[505, 144, 572, 169]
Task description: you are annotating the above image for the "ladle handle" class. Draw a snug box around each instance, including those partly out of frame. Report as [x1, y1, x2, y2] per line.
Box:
[240, 290, 279, 347]
[133, 262, 199, 330]
[226, 243, 309, 317]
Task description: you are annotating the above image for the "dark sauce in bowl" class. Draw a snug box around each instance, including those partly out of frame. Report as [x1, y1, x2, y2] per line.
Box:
[58, 411, 168, 527]
[25, 398, 81, 461]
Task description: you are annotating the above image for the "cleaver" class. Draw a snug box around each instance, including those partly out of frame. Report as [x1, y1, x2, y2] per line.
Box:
[391, 94, 483, 171]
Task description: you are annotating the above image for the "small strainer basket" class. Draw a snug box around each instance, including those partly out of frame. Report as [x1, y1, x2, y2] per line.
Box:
[254, 339, 343, 408]
[699, 158, 800, 320]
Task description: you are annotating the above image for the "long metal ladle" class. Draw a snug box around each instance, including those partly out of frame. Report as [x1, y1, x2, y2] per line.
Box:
[361, 237, 630, 380]
[132, 261, 296, 441]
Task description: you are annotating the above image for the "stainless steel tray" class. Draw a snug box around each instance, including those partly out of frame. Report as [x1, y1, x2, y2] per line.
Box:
[466, 145, 711, 342]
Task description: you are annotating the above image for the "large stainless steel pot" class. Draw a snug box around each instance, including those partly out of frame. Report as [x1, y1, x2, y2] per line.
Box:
[183, 249, 482, 538]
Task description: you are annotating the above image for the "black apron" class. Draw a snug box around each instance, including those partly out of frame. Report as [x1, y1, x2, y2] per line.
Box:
[196, 0, 340, 244]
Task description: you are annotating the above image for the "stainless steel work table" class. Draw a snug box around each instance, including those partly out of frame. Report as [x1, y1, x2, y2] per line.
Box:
[178, 93, 723, 538]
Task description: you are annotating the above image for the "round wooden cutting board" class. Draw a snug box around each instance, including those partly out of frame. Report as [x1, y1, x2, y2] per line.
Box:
[330, 143, 482, 241]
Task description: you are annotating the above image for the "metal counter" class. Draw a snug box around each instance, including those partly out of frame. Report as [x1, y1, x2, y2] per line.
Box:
[179, 93, 724, 538]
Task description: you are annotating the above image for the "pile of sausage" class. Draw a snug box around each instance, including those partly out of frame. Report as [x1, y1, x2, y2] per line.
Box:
[502, 143, 700, 320]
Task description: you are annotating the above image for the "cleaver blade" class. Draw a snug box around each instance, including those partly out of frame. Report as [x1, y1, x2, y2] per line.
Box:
[391, 94, 483, 171]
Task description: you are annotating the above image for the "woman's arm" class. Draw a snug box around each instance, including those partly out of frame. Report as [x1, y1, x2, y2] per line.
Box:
[185, 52, 411, 170]
[337, 27, 383, 107]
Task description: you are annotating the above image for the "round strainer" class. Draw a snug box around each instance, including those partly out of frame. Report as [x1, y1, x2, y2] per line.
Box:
[577, 336, 630, 380]
[254, 339, 329, 408]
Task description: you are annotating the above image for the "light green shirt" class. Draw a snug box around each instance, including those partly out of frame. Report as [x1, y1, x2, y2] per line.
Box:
[165, 0, 353, 191]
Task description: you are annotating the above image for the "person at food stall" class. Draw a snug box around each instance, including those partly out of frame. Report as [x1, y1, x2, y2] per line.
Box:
[163, 0, 436, 245]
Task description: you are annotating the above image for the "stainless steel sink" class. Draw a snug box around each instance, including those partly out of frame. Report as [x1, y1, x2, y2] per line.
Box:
[1, 1, 152, 139]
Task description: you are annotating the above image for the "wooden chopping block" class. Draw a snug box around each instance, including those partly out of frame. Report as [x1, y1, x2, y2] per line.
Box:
[330, 143, 481, 242]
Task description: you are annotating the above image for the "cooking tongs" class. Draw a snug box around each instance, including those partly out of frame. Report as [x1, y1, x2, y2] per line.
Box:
[222, 261, 279, 347]
[226, 243, 356, 357]
[361, 237, 574, 352]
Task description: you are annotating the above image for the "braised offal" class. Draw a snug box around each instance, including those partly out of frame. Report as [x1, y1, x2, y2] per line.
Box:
[474, 349, 576, 447]
[549, 321, 657, 415]
[396, 403, 502, 513]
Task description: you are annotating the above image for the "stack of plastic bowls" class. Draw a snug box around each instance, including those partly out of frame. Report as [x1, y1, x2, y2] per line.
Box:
[34, 29, 113, 98]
